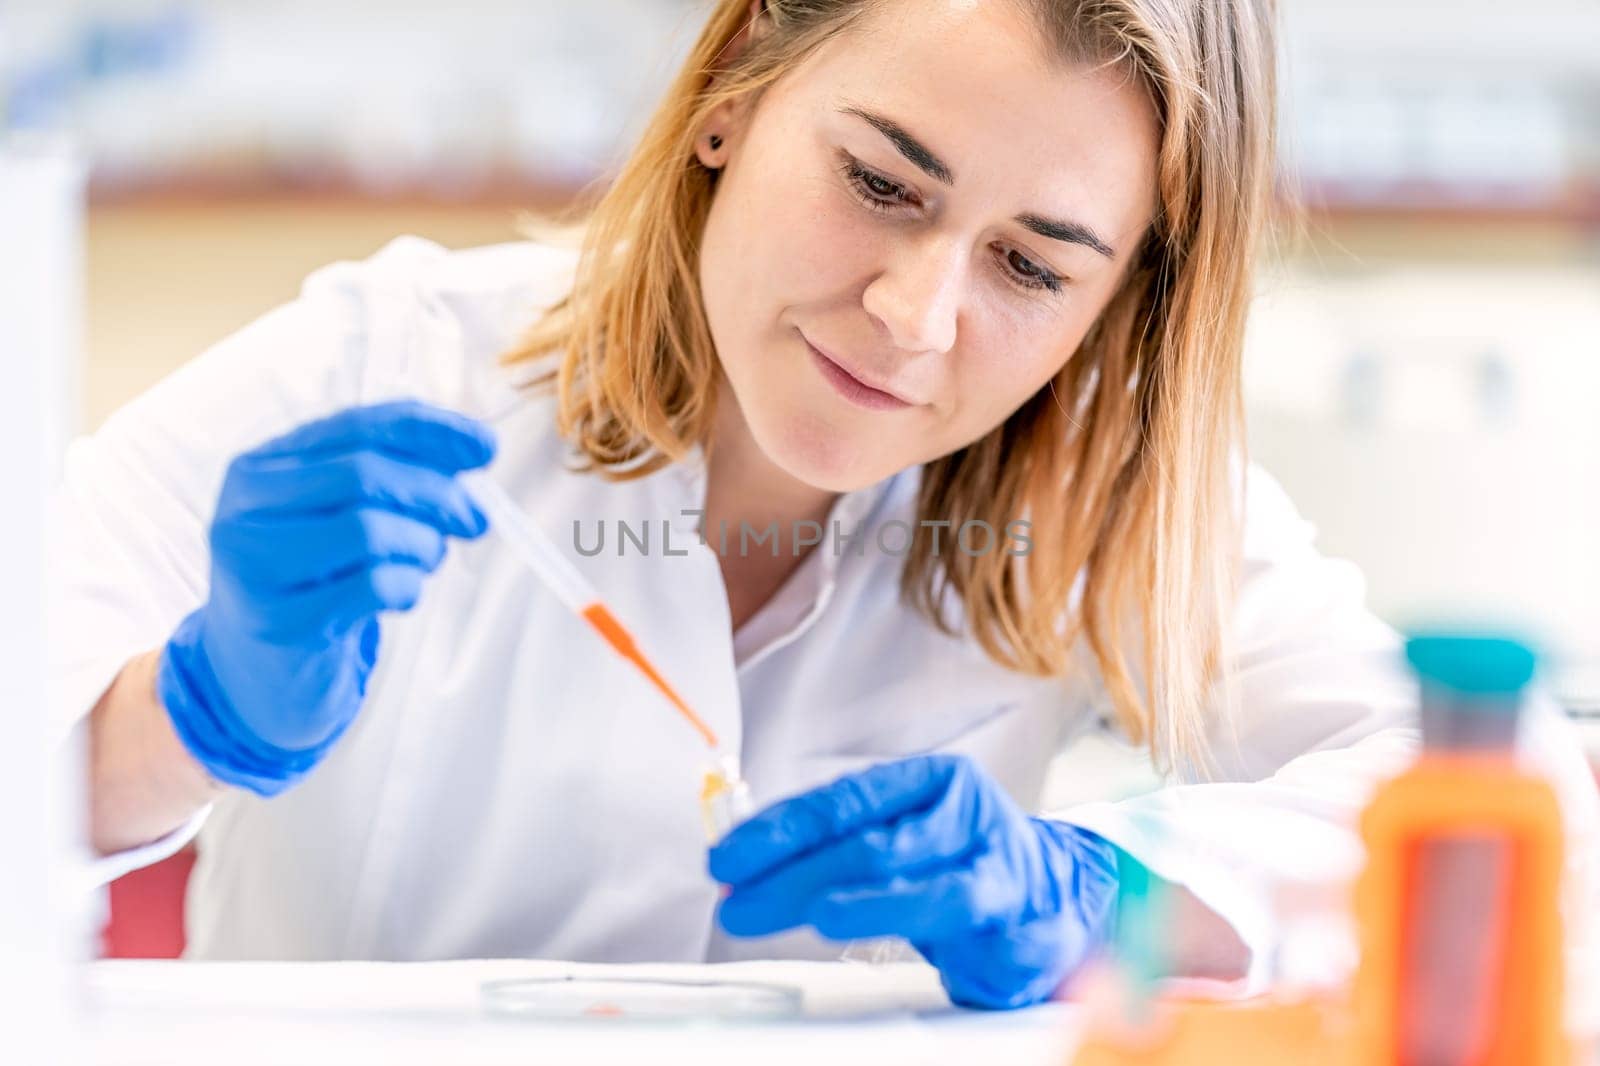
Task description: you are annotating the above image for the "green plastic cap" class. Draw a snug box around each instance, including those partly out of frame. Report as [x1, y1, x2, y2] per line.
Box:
[1404, 633, 1539, 700]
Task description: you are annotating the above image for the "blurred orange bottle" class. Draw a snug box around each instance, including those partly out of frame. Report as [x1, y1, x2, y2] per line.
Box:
[1352, 634, 1570, 1066]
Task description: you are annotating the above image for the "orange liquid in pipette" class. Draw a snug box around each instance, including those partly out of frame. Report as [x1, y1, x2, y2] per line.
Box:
[580, 603, 720, 751]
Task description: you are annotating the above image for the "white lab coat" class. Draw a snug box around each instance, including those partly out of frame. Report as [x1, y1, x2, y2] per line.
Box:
[51, 236, 1599, 995]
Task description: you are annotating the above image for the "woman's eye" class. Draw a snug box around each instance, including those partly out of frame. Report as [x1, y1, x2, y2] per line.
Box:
[1005, 249, 1063, 294]
[860, 171, 902, 199]
[840, 159, 911, 211]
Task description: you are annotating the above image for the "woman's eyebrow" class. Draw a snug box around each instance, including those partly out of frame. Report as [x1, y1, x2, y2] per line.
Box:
[837, 104, 1118, 260]
[1014, 213, 1116, 259]
[840, 104, 955, 184]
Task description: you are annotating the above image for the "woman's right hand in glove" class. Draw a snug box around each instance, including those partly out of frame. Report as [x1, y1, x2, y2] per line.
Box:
[158, 400, 496, 796]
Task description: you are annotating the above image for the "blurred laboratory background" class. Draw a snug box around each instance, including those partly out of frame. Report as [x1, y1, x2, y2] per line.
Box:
[5, 0, 1598, 954]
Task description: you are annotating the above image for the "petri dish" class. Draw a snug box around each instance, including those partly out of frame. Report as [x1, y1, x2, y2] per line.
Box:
[480, 976, 804, 1024]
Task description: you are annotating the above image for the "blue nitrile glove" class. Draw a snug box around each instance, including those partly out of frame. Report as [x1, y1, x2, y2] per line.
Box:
[708, 753, 1121, 1010]
[157, 400, 496, 797]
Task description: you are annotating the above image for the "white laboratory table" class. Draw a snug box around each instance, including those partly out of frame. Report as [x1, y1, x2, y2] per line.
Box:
[72, 958, 1085, 1066]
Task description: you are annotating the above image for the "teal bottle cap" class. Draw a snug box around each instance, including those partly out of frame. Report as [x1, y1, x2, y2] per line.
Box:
[1404, 633, 1538, 700]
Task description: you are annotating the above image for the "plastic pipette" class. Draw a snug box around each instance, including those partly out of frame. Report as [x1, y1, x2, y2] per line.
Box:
[464, 473, 751, 836]
[464, 471, 723, 751]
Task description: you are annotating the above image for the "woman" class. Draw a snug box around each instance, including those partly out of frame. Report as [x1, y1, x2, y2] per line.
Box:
[61, 0, 1597, 1010]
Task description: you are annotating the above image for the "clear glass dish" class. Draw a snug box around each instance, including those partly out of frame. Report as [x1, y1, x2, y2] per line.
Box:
[480, 975, 804, 1024]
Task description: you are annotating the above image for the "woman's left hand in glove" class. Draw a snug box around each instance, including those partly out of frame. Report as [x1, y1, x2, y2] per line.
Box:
[708, 753, 1122, 1009]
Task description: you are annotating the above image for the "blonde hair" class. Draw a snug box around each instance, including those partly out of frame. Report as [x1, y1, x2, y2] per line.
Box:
[505, 0, 1278, 773]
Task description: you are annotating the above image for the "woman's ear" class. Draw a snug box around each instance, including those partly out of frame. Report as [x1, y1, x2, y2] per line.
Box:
[693, 0, 772, 171]
[693, 125, 730, 172]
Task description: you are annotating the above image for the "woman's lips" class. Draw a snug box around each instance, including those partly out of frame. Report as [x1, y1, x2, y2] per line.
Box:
[804, 339, 914, 412]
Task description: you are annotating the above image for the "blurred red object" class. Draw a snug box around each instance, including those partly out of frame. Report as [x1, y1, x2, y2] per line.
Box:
[101, 846, 194, 959]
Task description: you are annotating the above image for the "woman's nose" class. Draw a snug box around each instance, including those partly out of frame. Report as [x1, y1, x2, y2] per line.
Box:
[861, 237, 965, 356]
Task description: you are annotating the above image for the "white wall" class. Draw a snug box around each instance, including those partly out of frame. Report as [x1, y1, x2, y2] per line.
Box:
[0, 138, 84, 1062]
[1245, 263, 1600, 704]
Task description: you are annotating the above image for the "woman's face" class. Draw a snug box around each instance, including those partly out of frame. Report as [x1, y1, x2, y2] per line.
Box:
[697, 0, 1161, 493]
